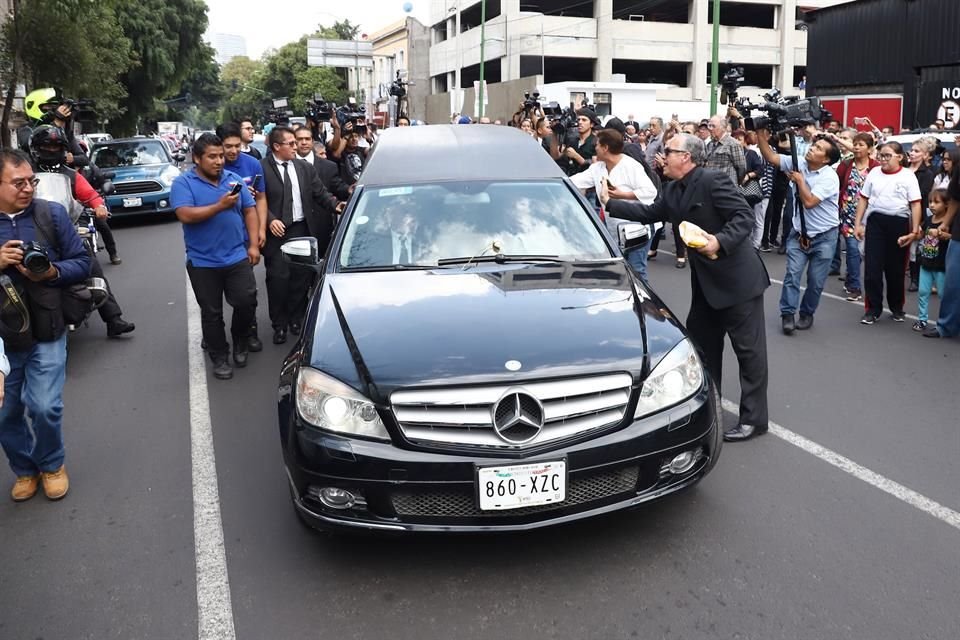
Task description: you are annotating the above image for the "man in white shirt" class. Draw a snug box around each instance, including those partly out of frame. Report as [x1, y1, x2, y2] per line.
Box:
[570, 128, 659, 280]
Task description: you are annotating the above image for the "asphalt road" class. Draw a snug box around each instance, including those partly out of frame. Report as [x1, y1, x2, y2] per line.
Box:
[0, 218, 958, 640]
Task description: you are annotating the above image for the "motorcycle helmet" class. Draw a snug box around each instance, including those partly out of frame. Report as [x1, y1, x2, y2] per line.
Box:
[24, 88, 57, 122]
[30, 125, 69, 167]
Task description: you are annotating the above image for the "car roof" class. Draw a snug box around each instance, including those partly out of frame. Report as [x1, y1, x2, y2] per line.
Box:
[359, 125, 566, 186]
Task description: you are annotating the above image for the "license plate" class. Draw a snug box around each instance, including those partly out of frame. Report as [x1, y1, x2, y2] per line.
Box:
[122, 197, 142, 208]
[477, 460, 566, 511]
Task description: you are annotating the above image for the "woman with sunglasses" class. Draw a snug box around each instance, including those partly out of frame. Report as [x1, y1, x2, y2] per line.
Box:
[853, 142, 923, 325]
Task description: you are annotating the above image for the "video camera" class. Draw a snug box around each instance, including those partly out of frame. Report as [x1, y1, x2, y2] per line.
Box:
[522, 90, 541, 111]
[40, 96, 98, 124]
[740, 91, 832, 134]
[719, 65, 745, 108]
[336, 99, 367, 134]
[548, 104, 580, 147]
[305, 93, 333, 123]
[389, 71, 409, 99]
[264, 97, 294, 126]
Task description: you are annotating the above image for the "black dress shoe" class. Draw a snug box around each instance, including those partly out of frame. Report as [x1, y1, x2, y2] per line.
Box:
[273, 328, 287, 345]
[232, 347, 248, 368]
[781, 314, 796, 335]
[211, 357, 233, 380]
[107, 319, 135, 338]
[247, 335, 263, 352]
[723, 423, 766, 442]
[289, 322, 302, 336]
[796, 314, 814, 330]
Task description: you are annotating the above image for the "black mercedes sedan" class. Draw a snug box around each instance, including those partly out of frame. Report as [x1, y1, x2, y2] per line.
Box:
[277, 125, 722, 533]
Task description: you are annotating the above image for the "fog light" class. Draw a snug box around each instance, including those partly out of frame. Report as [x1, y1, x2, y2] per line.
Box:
[159, 199, 168, 208]
[668, 448, 701, 475]
[315, 487, 356, 510]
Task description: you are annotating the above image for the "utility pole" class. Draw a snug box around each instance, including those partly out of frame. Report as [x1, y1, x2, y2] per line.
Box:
[709, 0, 720, 116]
[478, 0, 487, 119]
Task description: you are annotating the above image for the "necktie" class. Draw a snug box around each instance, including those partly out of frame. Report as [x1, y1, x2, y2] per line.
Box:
[399, 235, 410, 264]
[281, 162, 294, 223]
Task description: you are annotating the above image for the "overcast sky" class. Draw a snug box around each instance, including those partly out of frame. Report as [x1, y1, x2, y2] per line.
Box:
[204, 0, 433, 59]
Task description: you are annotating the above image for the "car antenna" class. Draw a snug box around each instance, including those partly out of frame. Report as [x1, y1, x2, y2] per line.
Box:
[461, 239, 502, 271]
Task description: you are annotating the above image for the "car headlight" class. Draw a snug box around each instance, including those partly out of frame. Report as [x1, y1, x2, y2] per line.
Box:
[634, 339, 704, 419]
[296, 368, 390, 441]
[158, 167, 180, 187]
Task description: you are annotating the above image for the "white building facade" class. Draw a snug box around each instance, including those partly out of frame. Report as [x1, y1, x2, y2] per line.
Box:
[213, 33, 248, 66]
[428, 0, 852, 106]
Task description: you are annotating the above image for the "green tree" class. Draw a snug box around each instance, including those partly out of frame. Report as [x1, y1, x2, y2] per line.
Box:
[292, 67, 346, 112]
[0, 0, 135, 144]
[219, 56, 269, 126]
[111, 0, 211, 134]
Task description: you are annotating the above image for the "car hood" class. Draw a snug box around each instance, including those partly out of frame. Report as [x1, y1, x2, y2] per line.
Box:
[305, 262, 686, 401]
[108, 164, 172, 181]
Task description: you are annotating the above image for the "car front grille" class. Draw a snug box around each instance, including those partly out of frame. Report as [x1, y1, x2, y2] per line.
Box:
[391, 465, 640, 519]
[113, 180, 163, 195]
[391, 373, 633, 449]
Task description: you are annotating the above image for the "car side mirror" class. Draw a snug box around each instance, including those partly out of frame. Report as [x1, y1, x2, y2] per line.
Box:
[618, 223, 650, 252]
[101, 180, 115, 196]
[281, 237, 322, 268]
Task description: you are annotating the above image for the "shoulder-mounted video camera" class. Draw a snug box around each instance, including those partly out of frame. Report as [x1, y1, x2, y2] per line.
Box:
[305, 93, 333, 123]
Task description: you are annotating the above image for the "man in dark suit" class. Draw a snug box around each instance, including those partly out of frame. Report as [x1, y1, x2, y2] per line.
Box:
[294, 126, 351, 201]
[260, 126, 344, 344]
[346, 196, 430, 267]
[601, 133, 770, 442]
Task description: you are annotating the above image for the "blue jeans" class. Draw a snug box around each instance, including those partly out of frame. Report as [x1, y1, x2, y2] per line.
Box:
[917, 267, 946, 323]
[843, 234, 862, 292]
[779, 228, 839, 317]
[0, 334, 68, 477]
[624, 239, 650, 281]
[936, 242, 960, 337]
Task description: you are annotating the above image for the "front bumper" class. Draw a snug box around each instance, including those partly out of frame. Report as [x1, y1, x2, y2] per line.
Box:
[105, 191, 173, 217]
[283, 386, 721, 533]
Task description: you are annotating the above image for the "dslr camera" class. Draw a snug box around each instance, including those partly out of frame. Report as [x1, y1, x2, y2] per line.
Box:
[20, 241, 51, 274]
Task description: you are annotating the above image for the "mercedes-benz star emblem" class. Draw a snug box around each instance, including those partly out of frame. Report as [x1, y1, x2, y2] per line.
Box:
[492, 391, 544, 444]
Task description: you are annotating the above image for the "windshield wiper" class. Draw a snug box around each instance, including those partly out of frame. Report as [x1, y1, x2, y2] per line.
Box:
[340, 264, 435, 272]
[437, 254, 564, 267]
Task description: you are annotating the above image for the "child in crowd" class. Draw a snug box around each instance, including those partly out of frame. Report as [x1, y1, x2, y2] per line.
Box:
[914, 188, 952, 331]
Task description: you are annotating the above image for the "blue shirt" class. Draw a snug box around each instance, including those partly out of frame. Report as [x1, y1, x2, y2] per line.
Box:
[779, 155, 840, 236]
[170, 168, 256, 268]
[224, 153, 263, 190]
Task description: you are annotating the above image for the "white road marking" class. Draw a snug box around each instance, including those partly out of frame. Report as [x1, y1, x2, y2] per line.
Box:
[186, 274, 237, 640]
[721, 399, 960, 533]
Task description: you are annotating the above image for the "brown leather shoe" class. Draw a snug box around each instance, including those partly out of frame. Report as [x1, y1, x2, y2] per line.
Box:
[11, 475, 39, 502]
[40, 466, 69, 500]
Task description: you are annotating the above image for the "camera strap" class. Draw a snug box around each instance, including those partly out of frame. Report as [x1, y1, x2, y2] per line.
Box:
[0, 274, 31, 334]
[788, 132, 812, 249]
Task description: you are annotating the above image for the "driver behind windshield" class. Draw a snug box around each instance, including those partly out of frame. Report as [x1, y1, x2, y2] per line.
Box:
[350, 196, 430, 266]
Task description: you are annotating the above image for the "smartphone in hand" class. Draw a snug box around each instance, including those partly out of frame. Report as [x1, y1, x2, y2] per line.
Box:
[251, 174, 262, 190]
[230, 182, 243, 195]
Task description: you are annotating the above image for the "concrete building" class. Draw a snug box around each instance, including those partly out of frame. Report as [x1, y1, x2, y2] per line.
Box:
[426, 0, 853, 121]
[213, 33, 248, 66]
[365, 17, 432, 125]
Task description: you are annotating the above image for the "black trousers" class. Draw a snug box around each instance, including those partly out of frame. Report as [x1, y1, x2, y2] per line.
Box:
[685, 286, 768, 428]
[187, 259, 257, 357]
[263, 221, 314, 331]
[763, 172, 788, 244]
[90, 256, 122, 323]
[94, 217, 117, 257]
[863, 212, 910, 317]
[649, 222, 686, 258]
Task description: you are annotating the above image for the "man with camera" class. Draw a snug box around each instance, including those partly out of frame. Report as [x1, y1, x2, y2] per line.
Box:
[0, 149, 92, 501]
[562, 109, 599, 176]
[172, 133, 261, 381]
[757, 128, 841, 334]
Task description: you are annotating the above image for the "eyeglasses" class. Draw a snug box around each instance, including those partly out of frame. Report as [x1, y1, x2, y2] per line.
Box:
[664, 148, 687, 155]
[277, 141, 297, 147]
[2, 177, 40, 191]
[878, 153, 897, 160]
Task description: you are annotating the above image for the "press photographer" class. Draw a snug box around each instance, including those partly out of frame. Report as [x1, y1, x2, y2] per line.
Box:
[560, 108, 599, 176]
[20, 88, 94, 168]
[327, 101, 370, 186]
[0, 149, 92, 502]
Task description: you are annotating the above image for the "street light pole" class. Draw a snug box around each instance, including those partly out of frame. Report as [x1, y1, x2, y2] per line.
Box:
[478, 0, 487, 119]
[709, 0, 720, 116]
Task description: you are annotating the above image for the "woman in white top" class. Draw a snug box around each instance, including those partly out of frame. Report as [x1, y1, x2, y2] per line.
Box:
[853, 142, 923, 324]
[933, 148, 957, 191]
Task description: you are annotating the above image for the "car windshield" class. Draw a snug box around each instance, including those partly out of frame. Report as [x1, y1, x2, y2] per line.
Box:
[339, 181, 611, 269]
[92, 141, 168, 168]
